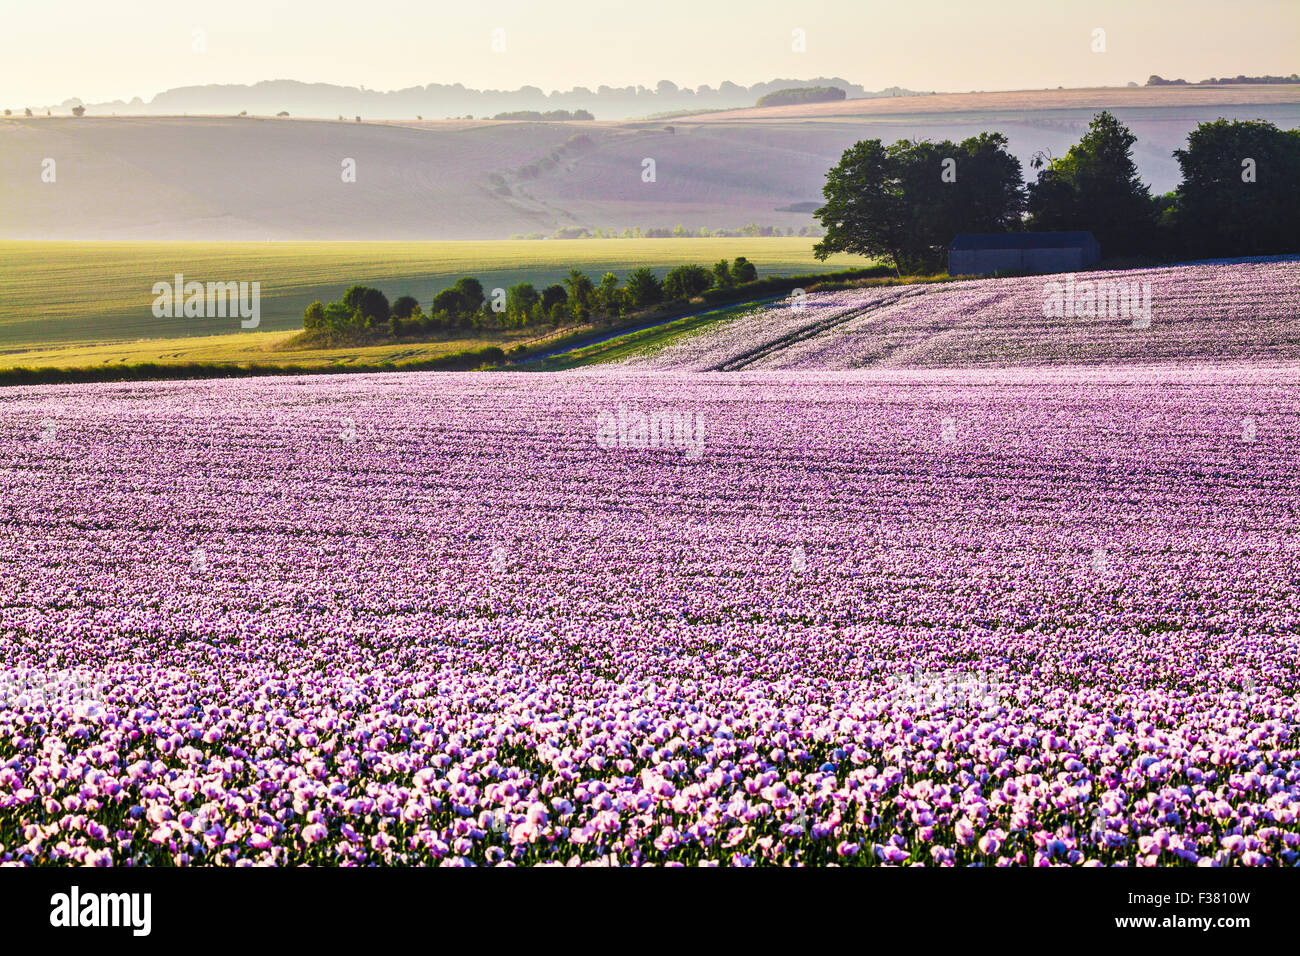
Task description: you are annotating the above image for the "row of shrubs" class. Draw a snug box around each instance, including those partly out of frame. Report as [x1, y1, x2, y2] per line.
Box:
[755, 86, 847, 107]
[492, 109, 594, 121]
[297, 260, 901, 350]
[301, 258, 773, 341]
[4, 265, 900, 388]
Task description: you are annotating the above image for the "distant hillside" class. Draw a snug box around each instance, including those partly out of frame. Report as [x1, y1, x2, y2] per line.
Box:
[1148, 73, 1299, 86]
[3, 87, 1296, 241]
[756, 87, 847, 108]
[42, 77, 932, 122]
[677, 83, 1300, 121]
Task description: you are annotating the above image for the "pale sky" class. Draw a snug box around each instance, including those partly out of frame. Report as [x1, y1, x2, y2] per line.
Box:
[2, 0, 1297, 107]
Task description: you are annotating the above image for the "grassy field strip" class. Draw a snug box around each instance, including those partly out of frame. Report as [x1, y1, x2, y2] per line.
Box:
[0, 325, 583, 371]
[530, 301, 773, 369]
[0, 239, 863, 348]
[0, 331, 486, 370]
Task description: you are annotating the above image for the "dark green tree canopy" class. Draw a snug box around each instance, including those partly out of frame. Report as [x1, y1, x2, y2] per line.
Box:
[390, 295, 420, 320]
[540, 283, 568, 315]
[564, 270, 595, 309]
[341, 285, 390, 323]
[626, 268, 664, 309]
[712, 259, 734, 289]
[452, 277, 485, 311]
[814, 134, 1024, 273]
[505, 282, 540, 319]
[663, 264, 713, 300]
[1026, 111, 1155, 256]
[302, 301, 327, 331]
[1172, 119, 1300, 257]
[595, 272, 625, 315]
[432, 288, 469, 317]
[731, 257, 758, 283]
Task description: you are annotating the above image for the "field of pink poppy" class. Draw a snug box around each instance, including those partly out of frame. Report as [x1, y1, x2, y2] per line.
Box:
[2, 361, 1299, 866]
[629, 259, 1300, 370]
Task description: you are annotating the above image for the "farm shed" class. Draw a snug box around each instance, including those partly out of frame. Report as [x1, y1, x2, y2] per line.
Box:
[949, 232, 1100, 276]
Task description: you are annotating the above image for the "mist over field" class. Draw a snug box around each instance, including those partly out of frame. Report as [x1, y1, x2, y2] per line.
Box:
[34, 76, 910, 121]
[3, 88, 1297, 241]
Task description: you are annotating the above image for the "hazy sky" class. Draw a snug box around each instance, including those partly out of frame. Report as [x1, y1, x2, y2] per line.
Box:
[3, 0, 1297, 106]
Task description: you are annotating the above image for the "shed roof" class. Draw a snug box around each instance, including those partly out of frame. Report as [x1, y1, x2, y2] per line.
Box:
[950, 231, 1097, 251]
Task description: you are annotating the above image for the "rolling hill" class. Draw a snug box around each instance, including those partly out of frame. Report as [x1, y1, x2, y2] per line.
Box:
[3, 86, 1297, 241]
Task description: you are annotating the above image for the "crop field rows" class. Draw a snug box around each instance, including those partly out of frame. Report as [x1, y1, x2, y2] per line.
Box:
[631, 260, 1300, 371]
[2, 365, 1298, 866]
[710, 292, 915, 371]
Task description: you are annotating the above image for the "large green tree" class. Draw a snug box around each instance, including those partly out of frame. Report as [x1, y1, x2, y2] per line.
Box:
[540, 283, 568, 320]
[625, 268, 664, 309]
[452, 277, 485, 312]
[814, 134, 1024, 273]
[731, 257, 758, 283]
[1172, 119, 1300, 257]
[711, 259, 734, 289]
[1025, 111, 1156, 256]
[390, 295, 420, 320]
[432, 288, 470, 319]
[663, 264, 713, 300]
[563, 269, 595, 321]
[595, 272, 625, 318]
[814, 140, 905, 266]
[303, 300, 326, 331]
[505, 283, 540, 324]
[341, 285, 390, 324]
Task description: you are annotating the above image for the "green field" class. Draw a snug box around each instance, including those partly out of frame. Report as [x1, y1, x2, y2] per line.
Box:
[0, 328, 567, 371]
[0, 239, 862, 360]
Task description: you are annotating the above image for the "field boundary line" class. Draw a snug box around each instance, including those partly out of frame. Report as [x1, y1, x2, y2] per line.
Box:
[714, 288, 930, 371]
